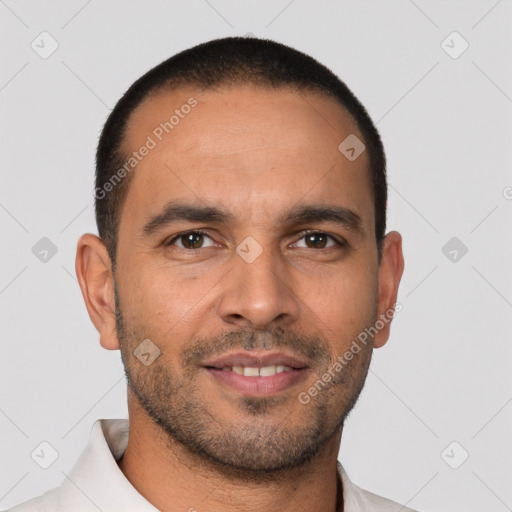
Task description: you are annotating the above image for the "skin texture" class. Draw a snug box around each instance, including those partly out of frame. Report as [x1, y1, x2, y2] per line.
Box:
[76, 84, 404, 512]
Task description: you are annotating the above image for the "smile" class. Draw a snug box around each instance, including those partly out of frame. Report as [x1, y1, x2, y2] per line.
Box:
[219, 365, 293, 377]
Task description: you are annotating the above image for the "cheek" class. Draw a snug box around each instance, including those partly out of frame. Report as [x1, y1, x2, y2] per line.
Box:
[120, 261, 217, 338]
[304, 264, 378, 340]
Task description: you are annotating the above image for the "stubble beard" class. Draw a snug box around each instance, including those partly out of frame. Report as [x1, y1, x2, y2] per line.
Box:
[114, 284, 374, 480]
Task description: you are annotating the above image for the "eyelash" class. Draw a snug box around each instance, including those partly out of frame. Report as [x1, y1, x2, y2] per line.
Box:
[165, 229, 346, 250]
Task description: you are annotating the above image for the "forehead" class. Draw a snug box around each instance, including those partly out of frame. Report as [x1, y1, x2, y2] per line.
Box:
[125, 83, 362, 153]
[119, 84, 373, 231]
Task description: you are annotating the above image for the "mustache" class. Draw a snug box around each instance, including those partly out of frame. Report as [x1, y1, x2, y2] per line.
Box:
[181, 325, 332, 370]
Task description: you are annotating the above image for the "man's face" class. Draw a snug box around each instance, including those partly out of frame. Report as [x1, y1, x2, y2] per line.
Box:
[114, 84, 381, 474]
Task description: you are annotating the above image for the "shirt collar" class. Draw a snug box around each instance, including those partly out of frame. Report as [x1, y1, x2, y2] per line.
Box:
[59, 418, 159, 511]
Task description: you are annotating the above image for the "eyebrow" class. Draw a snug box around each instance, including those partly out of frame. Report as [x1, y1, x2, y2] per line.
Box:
[284, 203, 363, 235]
[142, 201, 364, 237]
[143, 203, 234, 235]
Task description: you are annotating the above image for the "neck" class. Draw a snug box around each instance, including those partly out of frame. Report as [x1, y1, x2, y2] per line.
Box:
[118, 391, 343, 512]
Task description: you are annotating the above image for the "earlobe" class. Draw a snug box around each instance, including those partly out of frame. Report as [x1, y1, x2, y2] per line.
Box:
[75, 234, 120, 350]
[373, 231, 405, 349]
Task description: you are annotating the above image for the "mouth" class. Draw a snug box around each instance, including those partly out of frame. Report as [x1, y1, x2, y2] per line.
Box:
[209, 364, 295, 376]
[202, 352, 310, 396]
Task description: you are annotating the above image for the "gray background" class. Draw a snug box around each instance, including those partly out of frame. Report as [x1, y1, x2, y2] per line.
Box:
[1, 1, 511, 510]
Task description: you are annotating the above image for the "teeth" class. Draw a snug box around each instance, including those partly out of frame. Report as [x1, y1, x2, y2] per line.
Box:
[225, 365, 293, 376]
[259, 365, 276, 377]
[232, 365, 244, 375]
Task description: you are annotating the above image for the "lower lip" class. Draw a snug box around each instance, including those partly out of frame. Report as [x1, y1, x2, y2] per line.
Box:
[204, 368, 308, 396]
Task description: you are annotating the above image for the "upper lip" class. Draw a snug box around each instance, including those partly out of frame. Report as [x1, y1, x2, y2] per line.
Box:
[202, 352, 309, 369]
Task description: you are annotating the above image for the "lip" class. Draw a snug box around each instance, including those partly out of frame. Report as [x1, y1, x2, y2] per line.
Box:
[202, 351, 310, 397]
[205, 367, 308, 396]
[202, 351, 309, 370]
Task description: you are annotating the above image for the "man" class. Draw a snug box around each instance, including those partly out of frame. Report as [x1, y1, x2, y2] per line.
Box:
[11, 36, 412, 511]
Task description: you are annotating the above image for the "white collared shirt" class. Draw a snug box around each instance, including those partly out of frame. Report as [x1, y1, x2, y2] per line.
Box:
[9, 419, 418, 512]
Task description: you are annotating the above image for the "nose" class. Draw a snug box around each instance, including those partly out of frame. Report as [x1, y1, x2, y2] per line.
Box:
[217, 240, 300, 331]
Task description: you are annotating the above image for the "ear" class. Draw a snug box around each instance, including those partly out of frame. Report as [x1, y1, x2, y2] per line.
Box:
[75, 233, 120, 350]
[373, 231, 405, 349]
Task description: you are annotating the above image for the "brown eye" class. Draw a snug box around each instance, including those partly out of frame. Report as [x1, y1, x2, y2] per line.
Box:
[294, 232, 341, 249]
[305, 233, 329, 249]
[167, 231, 215, 249]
